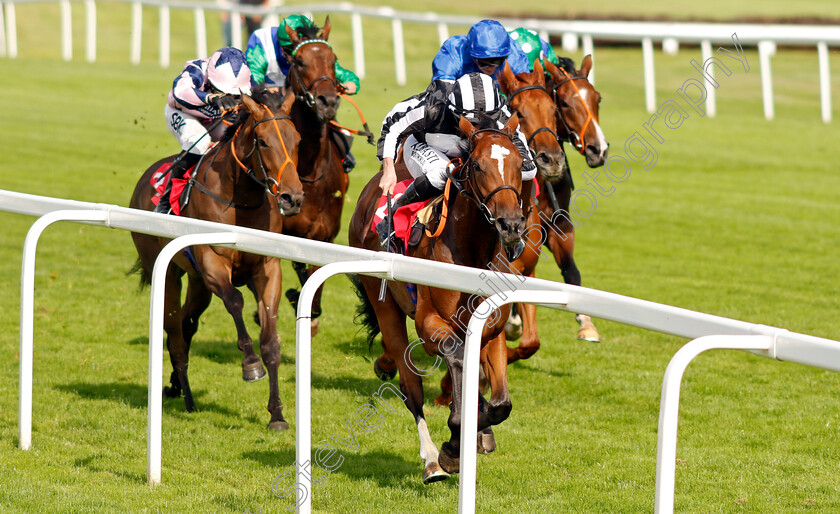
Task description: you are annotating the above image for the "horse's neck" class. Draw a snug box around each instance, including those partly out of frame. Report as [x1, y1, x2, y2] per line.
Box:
[293, 102, 328, 160]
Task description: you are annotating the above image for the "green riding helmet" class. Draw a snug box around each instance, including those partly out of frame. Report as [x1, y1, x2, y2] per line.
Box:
[508, 27, 559, 71]
[276, 14, 314, 48]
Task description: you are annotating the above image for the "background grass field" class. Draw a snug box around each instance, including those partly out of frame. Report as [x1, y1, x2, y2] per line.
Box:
[1, 1, 840, 512]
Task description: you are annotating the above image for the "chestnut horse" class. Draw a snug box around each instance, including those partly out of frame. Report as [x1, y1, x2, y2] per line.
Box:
[500, 57, 607, 357]
[279, 18, 350, 334]
[349, 114, 527, 483]
[129, 90, 302, 430]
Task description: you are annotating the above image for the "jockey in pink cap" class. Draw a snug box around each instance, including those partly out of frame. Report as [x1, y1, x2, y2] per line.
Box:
[157, 47, 252, 214]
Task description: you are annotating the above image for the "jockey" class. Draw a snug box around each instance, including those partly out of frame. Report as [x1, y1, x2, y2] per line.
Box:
[375, 72, 537, 250]
[245, 14, 362, 172]
[508, 28, 560, 71]
[432, 19, 530, 84]
[157, 47, 252, 214]
[245, 14, 360, 92]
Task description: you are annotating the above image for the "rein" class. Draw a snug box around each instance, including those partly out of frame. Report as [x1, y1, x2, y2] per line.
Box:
[552, 68, 595, 154]
[191, 104, 295, 211]
[507, 83, 559, 153]
[448, 128, 522, 226]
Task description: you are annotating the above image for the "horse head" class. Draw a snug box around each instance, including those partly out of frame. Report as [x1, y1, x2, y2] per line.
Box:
[547, 56, 609, 167]
[458, 113, 527, 253]
[283, 17, 341, 123]
[500, 60, 568, 182]
[239, 90, 304, 215]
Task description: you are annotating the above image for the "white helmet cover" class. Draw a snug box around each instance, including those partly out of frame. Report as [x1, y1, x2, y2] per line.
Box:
[207, 47, 252, 95]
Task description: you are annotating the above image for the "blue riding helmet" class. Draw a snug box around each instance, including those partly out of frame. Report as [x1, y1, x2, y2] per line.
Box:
[467, 20, 512, 59]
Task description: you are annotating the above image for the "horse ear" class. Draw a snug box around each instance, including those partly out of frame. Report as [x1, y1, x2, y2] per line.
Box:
[280, 89, 295, 114]
[503, 112, 520, 136]
[544, 59, 561, 82]
[241, 94, 259, 115]
[532, 59, 546, 86]
[459, 115, 477, 139]
[319, 16, 331, 40]
[285, 24, 301, 50]
[499, 61, 517, 96]
[580, 55, 593, 78]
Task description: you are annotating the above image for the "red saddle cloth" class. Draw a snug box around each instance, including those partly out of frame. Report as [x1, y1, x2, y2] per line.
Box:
[370, 179, 431, 254]
[150, 162, 196, 216]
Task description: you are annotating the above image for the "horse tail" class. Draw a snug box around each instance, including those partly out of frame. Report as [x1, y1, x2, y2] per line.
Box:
[127, 257, 151, 289]
[349, 274, 380, 350]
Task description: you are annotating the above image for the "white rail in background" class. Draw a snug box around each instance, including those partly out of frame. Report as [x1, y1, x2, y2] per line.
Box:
[1, 1, 836, 120]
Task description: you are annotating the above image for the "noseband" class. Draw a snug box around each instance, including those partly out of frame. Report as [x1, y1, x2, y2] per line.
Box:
[552, 68, 595, 154]
[448, 128, 522, 224]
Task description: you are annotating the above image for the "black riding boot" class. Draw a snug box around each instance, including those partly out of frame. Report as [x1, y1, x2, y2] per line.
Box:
[375, 174, 442, 252]
[330, 126, 356, 173]
[155, 152, 201, 214]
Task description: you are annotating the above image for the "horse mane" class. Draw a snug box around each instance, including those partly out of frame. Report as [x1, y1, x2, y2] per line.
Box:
[218, 85, 290, 143]
[296, 22, 321, 42]
[472, 112, 503, 130]
[556, 57, 577, 76]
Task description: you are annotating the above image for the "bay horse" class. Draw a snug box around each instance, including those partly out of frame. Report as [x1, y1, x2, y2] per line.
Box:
[349, 113, 527, 483]
[500, 57, 608, 356]
[279, 18, 350, 335]
[129, 89, 302, 430]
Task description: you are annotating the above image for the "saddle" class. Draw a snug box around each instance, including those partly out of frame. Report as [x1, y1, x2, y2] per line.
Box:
[370, 180, 447, 254]
[150, 162, 197, 216]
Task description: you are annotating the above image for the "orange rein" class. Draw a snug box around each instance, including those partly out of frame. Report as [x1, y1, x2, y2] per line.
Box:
[557, 67, 595, 155]
[329, 92, 376, 145]
[230, 103, 295, 195]
[424, 159, 460, 239]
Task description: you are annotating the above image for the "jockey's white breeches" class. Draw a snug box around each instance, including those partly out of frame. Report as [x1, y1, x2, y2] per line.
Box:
[403, 133, 465, 190]
[165, 105, 226, 155]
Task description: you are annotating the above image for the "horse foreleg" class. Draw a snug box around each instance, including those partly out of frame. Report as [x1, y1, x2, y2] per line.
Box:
[545, 219, 601, 343]
[287, 262, 322, 337]
[359, 276, 446, 483]
[479, 334, 512, 437]
[201, 257, 266, 382]
[252, 259, 288, 431]
[507, 301, 540, 362]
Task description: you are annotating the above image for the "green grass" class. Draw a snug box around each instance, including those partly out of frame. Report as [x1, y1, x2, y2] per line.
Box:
[2, 5, 840, 514]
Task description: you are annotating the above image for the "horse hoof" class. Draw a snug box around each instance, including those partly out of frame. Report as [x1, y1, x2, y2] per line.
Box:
[434, 393, 452, 407]
[310, 317, 321, 338]
[477, 431, 496, 454]
[438, 447, 460, 474]
[268, 420, 290, 432]
[242, 364, 267, 382]
[162, 386, 181, 398]
[576, 314, 600, 343]
[423, 462, 450, 484]
[373, 357, 397, 381]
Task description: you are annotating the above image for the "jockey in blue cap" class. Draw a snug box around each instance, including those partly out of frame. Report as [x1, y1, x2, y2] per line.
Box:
[432, 19, 530, 83]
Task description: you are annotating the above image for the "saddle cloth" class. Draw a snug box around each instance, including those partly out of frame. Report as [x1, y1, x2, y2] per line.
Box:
[370, 179, 432, 254]
[150, 162, 196, 216]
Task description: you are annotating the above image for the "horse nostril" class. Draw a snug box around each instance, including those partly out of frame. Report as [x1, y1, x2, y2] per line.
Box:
[280, 193, 293, 207]
[586, 145, 598, 155]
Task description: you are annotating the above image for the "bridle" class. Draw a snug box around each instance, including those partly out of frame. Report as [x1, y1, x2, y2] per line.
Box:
[552, 67, 596, 154]
[287, 38, 342, 110]
[506, 83, 559, 154]
[447, 128, 523, 224]
[193, 102, 296, 211]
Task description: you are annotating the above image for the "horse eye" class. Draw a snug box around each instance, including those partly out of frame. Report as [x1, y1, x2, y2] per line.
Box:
[472, 161, 481, 171]
[258, 138, 269, 148]
[558, 99, 569, 108]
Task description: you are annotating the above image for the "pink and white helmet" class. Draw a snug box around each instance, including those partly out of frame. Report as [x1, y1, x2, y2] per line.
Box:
[207, 47, 251, 95]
